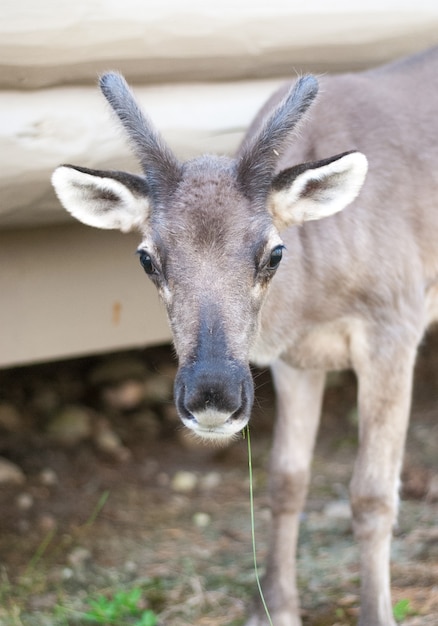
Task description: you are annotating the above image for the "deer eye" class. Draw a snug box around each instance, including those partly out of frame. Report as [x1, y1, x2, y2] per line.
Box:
[267, 245, 284, 270]
[137, 250, 156, 275]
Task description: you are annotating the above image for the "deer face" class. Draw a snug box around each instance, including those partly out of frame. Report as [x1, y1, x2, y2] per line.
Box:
[52, 73, 367, 441]
[138, 157, 285, 440]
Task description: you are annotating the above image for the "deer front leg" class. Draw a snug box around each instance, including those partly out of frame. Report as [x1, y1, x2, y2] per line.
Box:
[246, 361, 326, 626]
[351, 345, 417, 626]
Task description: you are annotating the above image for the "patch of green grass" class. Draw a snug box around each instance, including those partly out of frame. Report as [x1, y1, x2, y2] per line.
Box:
[393, 598, 414, 622]
[83, 587, 157, 625]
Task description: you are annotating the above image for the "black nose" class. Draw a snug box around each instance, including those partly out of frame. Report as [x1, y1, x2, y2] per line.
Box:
[174, 359, 254, 439]
[183, 362, 243, 415]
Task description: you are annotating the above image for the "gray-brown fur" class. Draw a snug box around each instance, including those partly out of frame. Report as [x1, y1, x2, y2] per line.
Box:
[51, 46, 438, 626]
[236, 75, 318, 203]
[99, 73, 182, 200]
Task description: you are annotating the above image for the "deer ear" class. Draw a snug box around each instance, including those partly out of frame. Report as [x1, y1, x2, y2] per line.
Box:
[51, 165, 151, 233]
[268, 151, 368, 230]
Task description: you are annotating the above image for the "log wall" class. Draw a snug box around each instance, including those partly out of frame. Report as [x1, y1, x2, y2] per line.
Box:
[1, 2, 437, 366]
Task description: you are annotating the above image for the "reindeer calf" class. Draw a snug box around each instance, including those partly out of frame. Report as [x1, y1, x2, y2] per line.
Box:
[52, 46, 438, 626]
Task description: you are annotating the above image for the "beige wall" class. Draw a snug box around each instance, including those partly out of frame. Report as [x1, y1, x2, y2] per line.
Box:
[3, 2, 438, 88]
[0, 224, 170, 367]
[2, 2, 438, 367]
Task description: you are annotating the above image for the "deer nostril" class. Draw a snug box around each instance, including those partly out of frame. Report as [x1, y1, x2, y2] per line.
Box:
[230, 407, 244, 422]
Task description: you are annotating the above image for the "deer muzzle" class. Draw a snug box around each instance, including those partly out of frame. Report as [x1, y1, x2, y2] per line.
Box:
[174, 359, 254, 441]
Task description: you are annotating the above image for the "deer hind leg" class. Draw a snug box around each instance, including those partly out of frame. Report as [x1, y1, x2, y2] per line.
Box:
[246, 361, 326, 626]
[351, 342, 418, 626]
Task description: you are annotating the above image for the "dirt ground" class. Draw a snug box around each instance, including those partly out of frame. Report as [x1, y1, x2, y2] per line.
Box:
[0, 333, 437, 626]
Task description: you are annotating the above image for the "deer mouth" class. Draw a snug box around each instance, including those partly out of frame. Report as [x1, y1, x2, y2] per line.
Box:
[180, 407, 250, 442]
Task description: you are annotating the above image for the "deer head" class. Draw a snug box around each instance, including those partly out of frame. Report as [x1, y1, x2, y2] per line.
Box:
[52, 73, 367, 442]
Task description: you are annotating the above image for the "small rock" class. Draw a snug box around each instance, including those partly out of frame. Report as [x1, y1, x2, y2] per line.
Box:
[323, 500, 351, 520]
[101, 379, 145, 411]
[67, 547, 91, 569]
[193, 512, 211, 528]
[62, 567, 74, 580]
[0, 403, 24, 432]
[38, 514, 57, 532]
[171, 470, 198, 493]
[46, 405, 92, 445]
[124, 560, 137, 574]
[200, 472, 221, 490]
[39, 467, 58, 486]
[93, 417, 131, 461]
[0, 457, 26, 485]
[16, 492, 34, 510]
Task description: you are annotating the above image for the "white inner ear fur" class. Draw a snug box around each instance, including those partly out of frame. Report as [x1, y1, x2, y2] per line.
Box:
[269, 152, 368, 229]
[51, 166, 150, 233]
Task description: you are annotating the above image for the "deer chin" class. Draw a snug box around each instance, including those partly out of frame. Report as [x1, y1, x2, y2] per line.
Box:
[181, 408, 249, 444]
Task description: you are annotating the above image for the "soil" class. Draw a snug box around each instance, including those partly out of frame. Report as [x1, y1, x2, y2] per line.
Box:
[0, 333, 437, 626]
